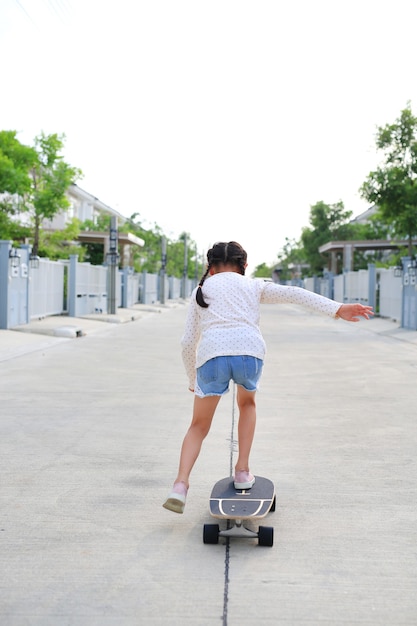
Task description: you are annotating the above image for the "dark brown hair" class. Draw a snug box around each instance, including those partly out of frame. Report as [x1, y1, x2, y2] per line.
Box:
[196, 241, 247, 308]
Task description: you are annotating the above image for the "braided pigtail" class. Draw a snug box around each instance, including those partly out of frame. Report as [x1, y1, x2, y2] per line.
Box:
[237, 258, 246, 275]
[196, 265, 211, 308]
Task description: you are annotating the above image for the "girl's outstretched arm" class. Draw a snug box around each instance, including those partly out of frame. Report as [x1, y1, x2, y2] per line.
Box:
[336, 303, 374, 322]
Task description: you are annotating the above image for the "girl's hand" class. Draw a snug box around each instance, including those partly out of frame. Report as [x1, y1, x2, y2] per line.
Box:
[336, 304, 374, 322]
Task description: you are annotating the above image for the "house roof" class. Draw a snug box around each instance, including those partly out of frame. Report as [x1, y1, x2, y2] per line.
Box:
[350, 205, 378, 224]
[69, 184, 126, 222]
[319, 239, 416, 253]
[68, 184, 145, 248]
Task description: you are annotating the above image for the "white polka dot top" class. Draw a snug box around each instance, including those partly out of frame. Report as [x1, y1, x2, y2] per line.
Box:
[181, 272, 342, 389]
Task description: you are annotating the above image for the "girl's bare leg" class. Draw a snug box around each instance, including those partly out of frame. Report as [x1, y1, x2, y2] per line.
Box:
[234, 387, 257, 472]
[174, 395, 221, 487]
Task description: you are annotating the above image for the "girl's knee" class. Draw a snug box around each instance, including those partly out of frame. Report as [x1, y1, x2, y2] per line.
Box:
[237, 391, 256, 410]
[190, 418, 212, 438]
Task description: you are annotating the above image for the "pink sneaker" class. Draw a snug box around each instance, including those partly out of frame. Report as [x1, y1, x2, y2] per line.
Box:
[162, 481, 188, 514]
[234, 471, 255, 490]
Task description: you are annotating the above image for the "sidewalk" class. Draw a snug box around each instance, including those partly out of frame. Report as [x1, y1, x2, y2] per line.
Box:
[1, 303, 416, 625]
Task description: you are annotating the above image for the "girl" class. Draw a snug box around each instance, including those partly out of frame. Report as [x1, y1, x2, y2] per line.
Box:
[163, 241, 373, 513]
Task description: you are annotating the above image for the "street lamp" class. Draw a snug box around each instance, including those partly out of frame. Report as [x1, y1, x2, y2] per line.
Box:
[407, 259, 417, 276]
[8, 248, 21, 268]
[29, 253, 40, 269]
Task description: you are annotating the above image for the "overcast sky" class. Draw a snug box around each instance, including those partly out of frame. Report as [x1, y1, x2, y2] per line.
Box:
[1, 0, 417, 273]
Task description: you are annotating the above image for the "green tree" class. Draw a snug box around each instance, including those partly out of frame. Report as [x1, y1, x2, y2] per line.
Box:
[360, 104, 417, 257]
[119, 214, 164, 272]
[275, 237, 308, 281]
[29, 132, 82, 255]
[253, 262, 274, 278]
[0, 131, 37, 239]
[0, 130, 37, 196]
[166, 233, 201, 279]
[39, 217, 86, 261]
[301, 200, 354, 275]
[118, 215, 201, 277]
[0, 131, 82, 255]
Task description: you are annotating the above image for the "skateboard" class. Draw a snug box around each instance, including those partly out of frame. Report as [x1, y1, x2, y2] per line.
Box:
[203, 475, 275, 547]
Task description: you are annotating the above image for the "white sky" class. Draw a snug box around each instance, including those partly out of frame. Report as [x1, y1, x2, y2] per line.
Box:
[1, 0, 417, 274]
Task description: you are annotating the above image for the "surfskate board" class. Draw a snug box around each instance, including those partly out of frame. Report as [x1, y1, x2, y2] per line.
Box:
[203, 475, 275, 547]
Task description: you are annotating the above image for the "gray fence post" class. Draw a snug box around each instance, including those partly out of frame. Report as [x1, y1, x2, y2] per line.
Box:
[181, 235, 188, 299]
[367, 264, 376, 312]
[141, 271, 147, 304]
[401, 256, 417, 330]
[0, 241, 11, 329]
[160, 236, 167, 304]
[68, 255, 78, 318]
[122, 267, 129, 308]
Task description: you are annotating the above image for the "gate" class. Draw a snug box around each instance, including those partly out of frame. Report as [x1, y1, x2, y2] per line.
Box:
[30, 258, 66, 319]
[68, 256, 109, 317]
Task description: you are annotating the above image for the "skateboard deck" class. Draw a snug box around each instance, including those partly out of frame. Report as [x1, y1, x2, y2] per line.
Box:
[209, 475, 275, 520]
[204, 476, 275, 546]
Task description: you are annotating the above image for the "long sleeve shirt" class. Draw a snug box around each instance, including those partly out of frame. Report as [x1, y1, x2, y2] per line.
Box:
[181, 272, 342, 389]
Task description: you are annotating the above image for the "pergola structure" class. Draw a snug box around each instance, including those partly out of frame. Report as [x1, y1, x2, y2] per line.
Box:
[318, 239, 416, 273]
[77, 231, 144, 267]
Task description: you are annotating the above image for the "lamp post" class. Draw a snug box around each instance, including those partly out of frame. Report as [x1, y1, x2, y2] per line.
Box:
[181, 234, 188, 299]
[160, 236, 167, 304]
[107, 217, 119, 314]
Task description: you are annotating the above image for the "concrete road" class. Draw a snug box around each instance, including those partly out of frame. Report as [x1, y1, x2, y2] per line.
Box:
[0, 302, 416, 625]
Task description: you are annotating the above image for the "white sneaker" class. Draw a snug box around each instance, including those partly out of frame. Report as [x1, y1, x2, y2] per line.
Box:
[234, 471, 255, 490]
[162, 481, 188, 514]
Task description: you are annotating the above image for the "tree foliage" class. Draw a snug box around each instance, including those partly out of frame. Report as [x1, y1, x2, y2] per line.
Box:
[0, 130, 37, 197]
[276, 237, 308, 281]
[118, 214, 202, 277]
[300, 200, 355, 275]
[0, 131, 37, 240]
[0, 131, 82, 257]
[252, 262, 273, 278]
[39, 218, 85, 261]
[360, 104, 417, 256]
[0, 208, 31, 241]
[30, 133, 82, 254]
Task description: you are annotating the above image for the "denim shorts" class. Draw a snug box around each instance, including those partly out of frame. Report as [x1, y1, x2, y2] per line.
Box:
[195, 355, 264, 398]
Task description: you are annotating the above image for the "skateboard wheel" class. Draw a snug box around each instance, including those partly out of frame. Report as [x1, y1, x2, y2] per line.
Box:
[203, 524, 220, 544]
[258, 525, 274, 547]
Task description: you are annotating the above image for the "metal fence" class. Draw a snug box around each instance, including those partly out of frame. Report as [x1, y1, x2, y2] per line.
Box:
[305, 264, 409, 326]
[3, 241, 414, 330]
[2, 248, 194, 326]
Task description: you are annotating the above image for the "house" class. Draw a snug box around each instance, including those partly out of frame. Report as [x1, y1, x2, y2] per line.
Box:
[42, 183, 144, 266]
[349, 204, 378, 225]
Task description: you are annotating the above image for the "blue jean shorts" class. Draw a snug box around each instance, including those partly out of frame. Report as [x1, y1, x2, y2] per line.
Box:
[195, 355, 264, 398]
